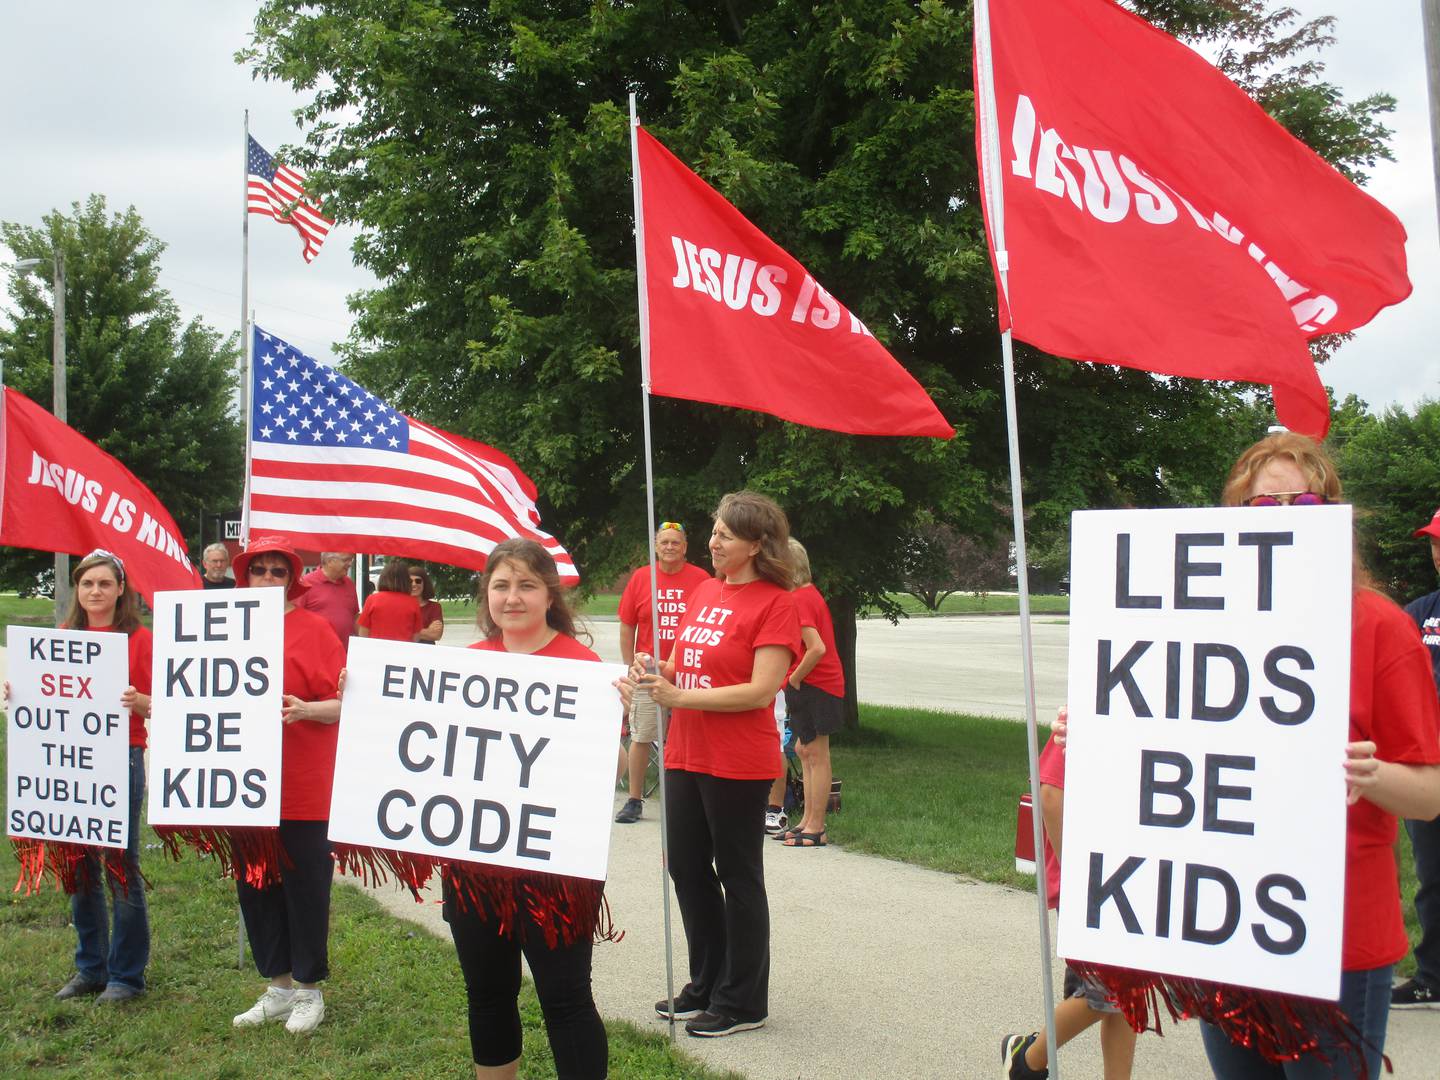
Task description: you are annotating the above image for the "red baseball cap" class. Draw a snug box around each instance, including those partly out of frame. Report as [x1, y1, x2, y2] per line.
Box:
[1415, 508, 1440, 540]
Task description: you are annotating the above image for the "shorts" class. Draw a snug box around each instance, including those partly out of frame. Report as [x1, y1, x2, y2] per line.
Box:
[627, 686, 659, 744]
[1063, 963, 1120, 1014]
[787, 682, 843, 744]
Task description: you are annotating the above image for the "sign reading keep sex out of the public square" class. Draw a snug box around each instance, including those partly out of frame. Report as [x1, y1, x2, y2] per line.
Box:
[330, 638, 627, 881]
[1057, 506, 1352, 999]
[7, 627, 130, 847]
[147, 588, 284, 827]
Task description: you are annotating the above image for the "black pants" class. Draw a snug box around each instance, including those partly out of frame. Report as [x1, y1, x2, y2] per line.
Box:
[235, 820, 334, 984]
[446, 886, 607, 1078]
[664, 768, 771, 1020]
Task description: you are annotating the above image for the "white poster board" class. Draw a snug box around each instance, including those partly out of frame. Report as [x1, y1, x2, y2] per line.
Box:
[1057, 506, 1352, 999]
[330, 638, 627, 881]
[147, 588, 284, 828]
[6, 627, 131, 848]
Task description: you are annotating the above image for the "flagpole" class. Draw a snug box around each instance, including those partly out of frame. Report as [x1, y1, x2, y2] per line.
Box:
[630, 91, 680, 1041]
[974, 2, 1062, 1074]
[240, 112, 254, 548]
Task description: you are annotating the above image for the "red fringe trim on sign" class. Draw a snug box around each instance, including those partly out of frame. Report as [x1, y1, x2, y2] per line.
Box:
[151, 826, 289, 889]
[1068, 961, 1390, 1079]
[331, 843, 439, 900]
[10, 838, 141, 897]
[443, 863, 621, 948]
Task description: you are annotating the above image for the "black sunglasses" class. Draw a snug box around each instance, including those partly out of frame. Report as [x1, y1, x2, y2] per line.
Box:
[248, 564, 291, 579]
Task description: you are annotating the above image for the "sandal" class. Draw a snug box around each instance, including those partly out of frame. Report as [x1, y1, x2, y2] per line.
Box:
[784, 831, 827, 848]
[772, 827, 803, 843]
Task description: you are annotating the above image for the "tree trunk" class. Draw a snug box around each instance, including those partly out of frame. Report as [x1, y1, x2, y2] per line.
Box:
[831, 595, 861, 731]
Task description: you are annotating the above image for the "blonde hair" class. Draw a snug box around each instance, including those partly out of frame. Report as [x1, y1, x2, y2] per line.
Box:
[1221, 432, 1341, 507]
[788, 538, 812, 586]
[715, 491, 793, 589]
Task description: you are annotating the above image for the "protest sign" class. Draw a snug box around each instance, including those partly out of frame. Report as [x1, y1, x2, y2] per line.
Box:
[6, 627, 130, 847]
[147, 588, 284, 828]
[1057, 506, 1352, 998]
[330, 638, 627, 881]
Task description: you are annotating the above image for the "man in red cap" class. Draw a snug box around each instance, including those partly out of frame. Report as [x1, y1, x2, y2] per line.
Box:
[1395, 507, 1440, 1009]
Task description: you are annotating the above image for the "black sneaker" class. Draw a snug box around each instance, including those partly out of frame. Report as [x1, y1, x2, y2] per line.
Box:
[1392, 977, 1440, 1009]
[1001, 1032, 1047, 1079]
[655, 988, 707, 1020]
[685, 1010, 766, 1037]
[615, 798, 644, 824]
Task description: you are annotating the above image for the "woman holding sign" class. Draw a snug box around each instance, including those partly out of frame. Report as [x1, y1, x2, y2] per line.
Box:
[48, 549, 153, 1004]
[630, 491, 800, 1038]
[443, 537, 609, 1080]
[227, 537, 345, 1036]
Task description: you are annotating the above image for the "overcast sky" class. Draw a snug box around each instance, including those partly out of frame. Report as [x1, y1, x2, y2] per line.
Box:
[2, 1, 1436, 413]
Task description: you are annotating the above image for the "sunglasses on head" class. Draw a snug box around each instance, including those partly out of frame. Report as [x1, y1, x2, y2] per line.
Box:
[1244, 491, 1328, 507]
[659, 521, 685, 534]
[249, 563, 291, 578]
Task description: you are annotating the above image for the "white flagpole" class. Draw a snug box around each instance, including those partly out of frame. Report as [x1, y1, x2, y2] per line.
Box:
[974, 2, 1063, 1075]
[629, 91, 680, 1041]
[240, 113, 254, 548]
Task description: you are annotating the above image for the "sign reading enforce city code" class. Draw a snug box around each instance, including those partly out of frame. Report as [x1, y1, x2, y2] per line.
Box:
[330, 638, 627, 881]
[1057, 506, 1352, 999]
[6, 627, 130, 848]
[147, 588, 284, 828]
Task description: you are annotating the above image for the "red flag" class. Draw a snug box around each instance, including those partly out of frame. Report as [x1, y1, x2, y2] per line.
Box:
[0, 388, 200, 600]
[974, 0, 1411, 438]
[635, 127, 953, 438]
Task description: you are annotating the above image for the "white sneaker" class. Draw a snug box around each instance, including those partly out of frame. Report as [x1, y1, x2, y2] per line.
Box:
[233, 985, 295, 1027]
[764, 808, 787, 834]
[285, 988, 325, 1034]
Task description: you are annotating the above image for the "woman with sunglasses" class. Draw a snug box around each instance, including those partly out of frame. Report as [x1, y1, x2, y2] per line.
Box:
[409, 564, 445, 643]
[226, 536, 346, 1035]
[357, 558, 423, 642]
[1201, 433, 1440, 1077]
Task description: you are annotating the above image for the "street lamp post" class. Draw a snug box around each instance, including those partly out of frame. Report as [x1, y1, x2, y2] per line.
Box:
[12, 250, 69, 624]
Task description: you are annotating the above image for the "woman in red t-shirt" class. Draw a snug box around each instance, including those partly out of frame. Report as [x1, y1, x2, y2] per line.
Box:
[630, 491, 801, 1038]
[443, 538, 608, 1079]
[1188, 433, 1440, 1078]
[408, 564, 445, 643]
[357, 560, 423, 642]
[39, 550, 154, 1003]
[227, 537, 345, 1036]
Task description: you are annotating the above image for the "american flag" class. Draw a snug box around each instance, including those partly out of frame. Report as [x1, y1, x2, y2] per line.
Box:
[244, 326, 579, 583]
[247, 136, 333, 264]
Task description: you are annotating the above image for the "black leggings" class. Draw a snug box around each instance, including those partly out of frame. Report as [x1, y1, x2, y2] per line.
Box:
[235, 820, 333, 984]
[446, 887, 607, 1078]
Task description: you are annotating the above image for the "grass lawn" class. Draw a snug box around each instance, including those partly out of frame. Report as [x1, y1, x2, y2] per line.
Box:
[0, 594, 57, 646]
[829, 704, 1424, 977]
[861, 592, 1069, 617]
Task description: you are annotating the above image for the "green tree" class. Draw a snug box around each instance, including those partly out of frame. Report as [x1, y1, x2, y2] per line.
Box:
[1333, 399, 1440, 601]
[0, 196, 242, 594]
[243, 0, 1394, 725]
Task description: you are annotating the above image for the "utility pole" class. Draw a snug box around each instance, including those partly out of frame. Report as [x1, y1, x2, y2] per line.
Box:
[52, 248, 69, 625]
[1425, 0, 1440, 244]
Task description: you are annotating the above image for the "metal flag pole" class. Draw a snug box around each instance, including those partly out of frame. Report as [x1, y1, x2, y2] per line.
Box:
[974, 1, 1062, 1075]
[1424, 0, 1440, 245]
[240, 113, 255, 549]
[629, 90, 680, 1041]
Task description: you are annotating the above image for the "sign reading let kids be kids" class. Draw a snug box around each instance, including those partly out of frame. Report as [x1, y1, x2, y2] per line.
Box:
[1058, 505, 1352, 999]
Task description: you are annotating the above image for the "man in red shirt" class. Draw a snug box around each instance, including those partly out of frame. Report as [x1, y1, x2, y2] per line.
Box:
[615, 522, 712, 823]
[294, 552, 360, 646]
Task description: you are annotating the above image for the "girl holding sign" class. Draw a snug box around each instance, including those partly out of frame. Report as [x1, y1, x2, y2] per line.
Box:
[444, 537, 609, 1080]
[630, 491, 801, 1038]
[227, 537, 345, 1036]
[48, 549, 154, 1004]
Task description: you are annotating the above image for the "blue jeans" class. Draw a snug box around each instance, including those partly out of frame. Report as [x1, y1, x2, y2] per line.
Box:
[1404, 814, 1440, 987]
[1200, 965, 1393, 1079]
[71, 746, 150, 991]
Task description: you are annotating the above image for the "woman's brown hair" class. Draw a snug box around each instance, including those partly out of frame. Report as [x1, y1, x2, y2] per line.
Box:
[408, 564, 436, 603]
[65, 550, 143, 633]
[475, 539, 589, 644]
[376, 559, 411, 594]
[715, 491, 793, 589]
